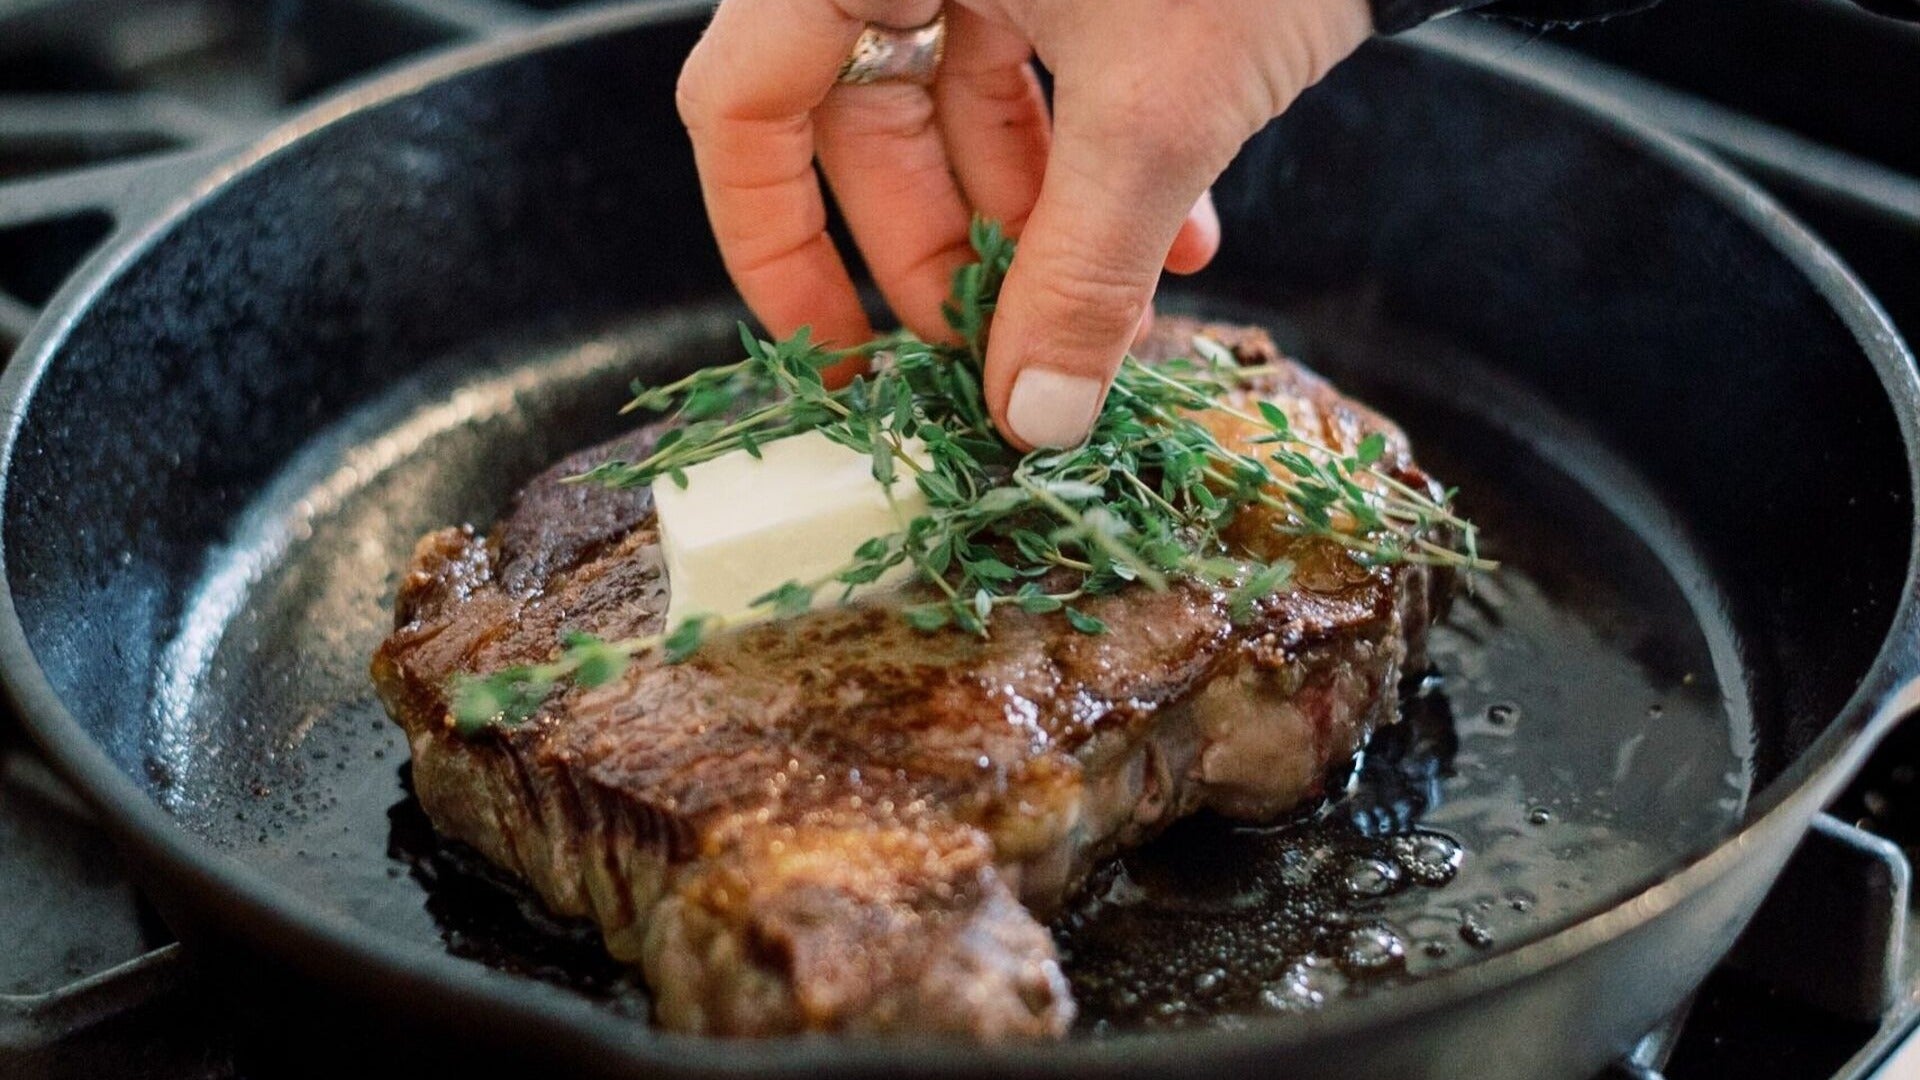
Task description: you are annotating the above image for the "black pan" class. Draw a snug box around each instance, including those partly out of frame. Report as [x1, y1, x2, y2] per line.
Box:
[0, 5, 1915, 1078]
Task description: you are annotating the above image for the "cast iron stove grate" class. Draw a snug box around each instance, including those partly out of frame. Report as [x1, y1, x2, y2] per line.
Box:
[1, 1, 1916, 1077]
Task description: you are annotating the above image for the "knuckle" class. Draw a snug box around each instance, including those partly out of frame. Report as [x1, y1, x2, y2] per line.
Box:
[1249, 45, 1316, 121]
[674, 59, 713, 129]
[1020, 255, 1151, 341]
[1253, 1, 1371, 116]
[961, 63, 1041, 109]
[1093, 83, 1242, 176]
[828, 85, 937, 141]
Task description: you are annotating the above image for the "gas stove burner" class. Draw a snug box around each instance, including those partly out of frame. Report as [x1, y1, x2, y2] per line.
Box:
[2, 1, 1917, 1078]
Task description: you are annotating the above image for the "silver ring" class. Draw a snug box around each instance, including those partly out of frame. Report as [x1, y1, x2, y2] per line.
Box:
[836, 11, 947, 87]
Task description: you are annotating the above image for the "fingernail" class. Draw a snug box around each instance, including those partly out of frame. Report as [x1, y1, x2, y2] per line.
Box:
[1007, 367, 1104, 449]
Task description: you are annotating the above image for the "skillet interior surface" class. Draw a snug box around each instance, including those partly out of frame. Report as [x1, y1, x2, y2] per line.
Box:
[1, 5, 1915, 1075]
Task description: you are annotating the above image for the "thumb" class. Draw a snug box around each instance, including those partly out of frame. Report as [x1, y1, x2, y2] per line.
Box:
[983, 87, 1231, 450]
[982, 0, 1374, 451]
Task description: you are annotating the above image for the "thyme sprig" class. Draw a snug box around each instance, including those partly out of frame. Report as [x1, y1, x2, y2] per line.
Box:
[446, 219, 1488, 735]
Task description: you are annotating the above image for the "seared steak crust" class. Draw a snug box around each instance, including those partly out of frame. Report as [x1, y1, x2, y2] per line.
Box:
[372, 319, 1448, 1038]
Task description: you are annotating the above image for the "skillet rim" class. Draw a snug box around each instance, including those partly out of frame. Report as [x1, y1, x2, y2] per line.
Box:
[0, 3, 1917, 1073]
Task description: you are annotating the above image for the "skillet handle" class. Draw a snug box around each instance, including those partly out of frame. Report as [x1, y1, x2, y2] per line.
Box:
[0, 945, 196, 1060]
[1724, 813, 1910, 1021]
[0, 146, 232, 344]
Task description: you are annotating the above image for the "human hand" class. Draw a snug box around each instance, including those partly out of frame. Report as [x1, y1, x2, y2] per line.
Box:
[676, 0, 1375, 449]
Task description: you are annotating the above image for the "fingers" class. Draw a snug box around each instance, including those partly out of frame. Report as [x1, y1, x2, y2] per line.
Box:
[1138, 193, 1220, 348]
[683, 0, 1357, 436]
[981, 0, 1376, 450]
[683, 107, 873, 365]
[677, 0, 939, 361]
[1166, 190, 1221, 276]
[983, 83, 1234, 450]
[934, 7, 1050, 237]
[815, 83, 975, 342]
[935, 9, 1212, 280]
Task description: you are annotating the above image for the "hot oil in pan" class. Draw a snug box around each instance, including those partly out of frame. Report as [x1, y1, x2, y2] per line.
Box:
[145, 298, 1750, 1031]
[1047, 296, 1751, 1029]
[1054, 568, 1720, 1030]
[385, 769, 652, 1015]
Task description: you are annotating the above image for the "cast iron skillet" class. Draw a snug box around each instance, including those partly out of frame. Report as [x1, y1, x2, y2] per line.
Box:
[0, 4, 1916, 1077]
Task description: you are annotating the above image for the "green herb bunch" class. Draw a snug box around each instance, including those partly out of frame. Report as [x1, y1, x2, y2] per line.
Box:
[447, 220, 1486, 735]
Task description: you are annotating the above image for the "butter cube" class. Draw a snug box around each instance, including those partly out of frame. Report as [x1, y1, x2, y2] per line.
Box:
[653, 430, 929, 627]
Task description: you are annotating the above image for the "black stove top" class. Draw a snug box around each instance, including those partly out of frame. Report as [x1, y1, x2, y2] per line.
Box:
[2, 2, 1917, 1077]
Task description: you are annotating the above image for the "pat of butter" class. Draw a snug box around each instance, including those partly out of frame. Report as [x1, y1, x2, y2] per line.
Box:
[654, 430, 929, 627]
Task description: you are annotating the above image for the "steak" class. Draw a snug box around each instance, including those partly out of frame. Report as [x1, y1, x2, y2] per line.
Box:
[371, 319, 1449, 1039]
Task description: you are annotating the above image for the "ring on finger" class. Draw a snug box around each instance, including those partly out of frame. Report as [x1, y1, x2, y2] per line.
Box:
[836, 10, 947, 86]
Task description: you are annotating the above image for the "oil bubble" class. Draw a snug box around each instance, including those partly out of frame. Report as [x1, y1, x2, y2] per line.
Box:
[1343, 857, 1402, 899]
[1459, 914, 1494, 949]
[1259, 957, 1347, 1012]
[1392, 831, 1463, 886]
[1338, 923, 1407, 973]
